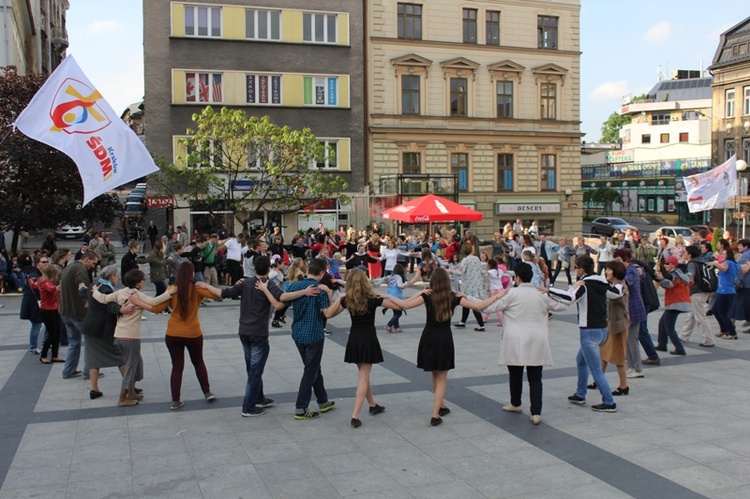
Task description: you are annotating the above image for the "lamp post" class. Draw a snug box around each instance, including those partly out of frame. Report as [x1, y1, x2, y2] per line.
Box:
[738, 159, 748, 238]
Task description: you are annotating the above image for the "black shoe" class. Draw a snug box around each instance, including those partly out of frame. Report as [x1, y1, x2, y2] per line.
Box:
[430, 417, 443, 427]
[454, 323, 466, 328]
[655, 346, 667, 352]
[612, 386, 629, 396]
[134, 387, 143, 395]
[670, 350, 686, 355]
[271, 320, 282, 328]
[587, 382, 597, 390]
[706, 310, 713, 316]
[90, 390, 103, 400]
[568, 394, 586, 405]
[256, 398, 276, 408]
[279, 316, 286, 323]
[350, 418, 362, 428]
[369, 404, 385, 415]
[592, 403, 617, 413]
[642, 358, 661, 365]
[438, 406, 451, 417]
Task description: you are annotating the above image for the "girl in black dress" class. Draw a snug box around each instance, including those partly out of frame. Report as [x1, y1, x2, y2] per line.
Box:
[324, 269, 402, 428]
[387, 268, 501, 426]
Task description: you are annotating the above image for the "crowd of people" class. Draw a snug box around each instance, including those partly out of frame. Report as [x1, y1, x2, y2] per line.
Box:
[4, 218, 749, 427]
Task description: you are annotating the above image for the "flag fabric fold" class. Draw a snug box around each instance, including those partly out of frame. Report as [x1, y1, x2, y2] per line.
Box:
[683, 155, 738, 213]
[14, 55, 159, 206]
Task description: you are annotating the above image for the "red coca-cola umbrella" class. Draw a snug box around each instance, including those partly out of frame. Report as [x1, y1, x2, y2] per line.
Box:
[381, 194, 483, 223]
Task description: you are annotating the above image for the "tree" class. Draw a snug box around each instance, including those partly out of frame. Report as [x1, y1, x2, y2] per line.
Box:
[599, 112, 632, 144]
[592, 186, 623, 216]
[0, 66, 122, 252]
[154, 107, 349, 232]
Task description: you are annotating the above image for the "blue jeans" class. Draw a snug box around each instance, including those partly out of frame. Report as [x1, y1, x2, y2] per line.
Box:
[29, 322, 43, 351]
[294, 339, 328, 411]
[194, 272, 205, 282]
[387, 310, 402, 329]
[638, 319, 659, 360]
[240, 335, 270, 413]
[712, 293, 737, 336]
[576, 328, 614, 405]
[154, 280, 168, 296]
[61, 316, 88, 378]
[658, 310, 685, 353]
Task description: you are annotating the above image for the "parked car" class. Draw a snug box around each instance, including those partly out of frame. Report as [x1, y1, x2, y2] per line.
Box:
[589, 217, 636, 236]
[622, 216, 667, 234]
[124, 202, 144, 216]
[651, 226, 694, 246]
[130, 188, 146, 196]
[125, 194, 144, 204]
[135, 183, 147, 190]
[689, 224, 720, 236]
[55, 223, 87, 240]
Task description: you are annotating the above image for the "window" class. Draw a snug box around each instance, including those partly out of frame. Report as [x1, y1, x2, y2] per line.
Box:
[401, 75, 420, 114]
[660, 133, 670, 143]
[743, 138, 750, 164]
[247, 146, 269, 170]
[451, 153, 468, 191]
[744, 86, 750, 115]
[726, 139, 735, 160]
[642, 134, 651, 144]
[188, 139, 223, 169]
[402, 152, 420, 174]
[303, 76, 338, 106]
[463, 9, 477, 44]
[540, 83, 556, 119]
[727, 89, 736, 118]
[537, 16, 558, 49]
[679, 132, 689, 143]
[186, 72, 223, 103]
[497, 154, 513, 191]
[450, 78, 468, 116]
[486, 11, 500, 45]
[496, 81, 513, 118]
[245, 9, 280, 40]
[541, 154, 556, 191]
[397, 3, 422, 40]
[303, 12, 337, 43]
[246, 74, 281, 105]
[185, 5, 221, 37]
[316, 140, 338, 169]
[651, 113, 670, 125]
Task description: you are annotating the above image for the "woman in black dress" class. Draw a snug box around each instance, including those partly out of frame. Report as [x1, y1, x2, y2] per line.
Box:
[324, 269, 402, 428]
[387, 268, 501, 426]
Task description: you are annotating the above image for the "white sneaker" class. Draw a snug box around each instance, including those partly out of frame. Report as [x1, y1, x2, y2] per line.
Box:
[531, 415, 541, 425]
[626, 370, 645, 379]
[502, 404, 522, 413]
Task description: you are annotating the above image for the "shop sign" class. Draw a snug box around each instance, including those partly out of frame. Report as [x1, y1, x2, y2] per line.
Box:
[606, 150, 633, 163]
[495, 203, 561, 215]
[146, 195, 174, 208]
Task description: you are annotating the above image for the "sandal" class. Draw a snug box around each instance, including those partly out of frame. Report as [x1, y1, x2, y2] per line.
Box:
[51, 357, 65, 362]
[474, 326, 485, 331]
[40, 358, 51, 364]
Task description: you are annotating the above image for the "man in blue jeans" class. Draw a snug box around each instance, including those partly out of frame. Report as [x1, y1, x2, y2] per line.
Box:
[59, 251, 99, 379]
[548, 255, 623, 412]
[285, 258, 335, 420]
[200, 255, 320, 417]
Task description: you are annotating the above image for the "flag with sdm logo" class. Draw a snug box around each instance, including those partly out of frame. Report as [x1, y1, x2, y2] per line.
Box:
[15, 55, 159, 206]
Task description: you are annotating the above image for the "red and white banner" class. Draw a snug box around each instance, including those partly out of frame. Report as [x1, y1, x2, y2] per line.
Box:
[683, 155, 738, 213]
[15, 55, 159, 206]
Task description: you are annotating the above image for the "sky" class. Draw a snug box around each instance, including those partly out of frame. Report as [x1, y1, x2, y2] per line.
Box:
[67, 1, 748, 141]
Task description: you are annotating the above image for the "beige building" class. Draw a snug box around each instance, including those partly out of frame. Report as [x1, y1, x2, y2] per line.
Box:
[0, 0, 69, 75]
[367, 0, 582, 237]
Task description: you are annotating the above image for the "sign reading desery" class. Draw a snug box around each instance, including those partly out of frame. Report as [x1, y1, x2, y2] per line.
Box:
[495, 203, 561, 215]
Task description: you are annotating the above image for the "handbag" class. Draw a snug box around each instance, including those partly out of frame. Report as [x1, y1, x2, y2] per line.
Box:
[562, 261, 570, 270]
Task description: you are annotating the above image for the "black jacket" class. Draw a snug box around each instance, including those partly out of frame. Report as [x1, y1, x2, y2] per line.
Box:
[548, 274, 623, 328]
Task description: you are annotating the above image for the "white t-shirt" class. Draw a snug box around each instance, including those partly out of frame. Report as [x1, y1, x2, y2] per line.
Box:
[224, 238, 244, 262]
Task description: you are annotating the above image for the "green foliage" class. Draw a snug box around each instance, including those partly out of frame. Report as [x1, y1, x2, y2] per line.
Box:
[599, 112, 632, 144]
[0, 66, 121, 252]
[154, 107, 348, 230]
[712, 228, 723, 252]
[591, 187, 623, 215]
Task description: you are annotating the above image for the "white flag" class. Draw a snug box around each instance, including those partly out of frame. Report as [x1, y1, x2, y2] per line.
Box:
[15, 55, 159, 206]
[683, 155, 738, 213]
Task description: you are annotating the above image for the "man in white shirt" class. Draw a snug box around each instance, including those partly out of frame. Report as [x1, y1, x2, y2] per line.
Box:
[220, 233, 247, 287]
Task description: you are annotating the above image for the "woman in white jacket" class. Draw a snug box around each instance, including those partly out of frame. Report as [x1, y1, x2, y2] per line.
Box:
[482, 262, 569, 425]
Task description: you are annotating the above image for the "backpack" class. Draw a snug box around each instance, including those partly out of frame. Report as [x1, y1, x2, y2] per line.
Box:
[694, 261, 718, 293]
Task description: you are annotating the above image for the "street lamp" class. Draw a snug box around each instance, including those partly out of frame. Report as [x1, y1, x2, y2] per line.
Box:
[737, 159, 748, 238]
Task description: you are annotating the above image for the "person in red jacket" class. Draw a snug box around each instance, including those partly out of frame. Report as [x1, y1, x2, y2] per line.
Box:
[655, 256, 692, 355]
[31, 265, 64, 364]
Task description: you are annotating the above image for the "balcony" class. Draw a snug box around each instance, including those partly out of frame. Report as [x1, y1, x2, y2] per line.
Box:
[51, 27, 69, 50]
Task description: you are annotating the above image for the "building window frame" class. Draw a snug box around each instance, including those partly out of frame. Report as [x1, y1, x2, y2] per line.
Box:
[245, 74, 282, 105]
[488, 61, 524, 119]
[497, 153, 513, 191]
[496, 80, 513, 119]
[642, 134, 651, 144]
[392, 54, 432, 115]
[727, 88, 736, 118]
[744, 86, 750, 116]
[303, 75, 339, 107]
[402, 152, 421, 174]
[245, 9, 281, 41]
[314, 139, 339, 170]
[726, 139, 735, 161]
[679, 132, 689, 143]
[743, 138, 750, 165]
[450, 77, 469, 117]
[651, 113, 670, 125]
[451, 152, 469, 192]
[303, 12, 337, 44]
[185, 5, 222, 38]
[540, 154, 557, 191]
[537, 15, 558, 49]
[185, 72, 223, 103]
[486, 10, 500, 46]
[540, 82, 557, 120]
[462, 8, 477, 44]
[401, 74, 421, 115]
[397, 3, 422, 40]
[660, 133, 670, 144]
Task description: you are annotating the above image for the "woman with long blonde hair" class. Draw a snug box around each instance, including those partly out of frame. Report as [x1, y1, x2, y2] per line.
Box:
[324, 269, 402, 428]
[287, 258, 308, 284]
[387, 268, 501, 426]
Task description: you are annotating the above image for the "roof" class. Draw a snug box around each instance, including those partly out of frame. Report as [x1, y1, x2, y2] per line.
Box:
[645, 77, 712, 102]
[709, 16, 750, 72]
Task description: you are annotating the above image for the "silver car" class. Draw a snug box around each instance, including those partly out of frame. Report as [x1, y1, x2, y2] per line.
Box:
[590, 217, 636, 236]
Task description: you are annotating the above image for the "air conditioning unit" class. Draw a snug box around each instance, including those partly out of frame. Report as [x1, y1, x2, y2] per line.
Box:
[671, 116, 679, 121]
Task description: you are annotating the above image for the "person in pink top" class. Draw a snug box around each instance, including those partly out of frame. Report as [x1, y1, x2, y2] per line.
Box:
[32, 265, 65, 364]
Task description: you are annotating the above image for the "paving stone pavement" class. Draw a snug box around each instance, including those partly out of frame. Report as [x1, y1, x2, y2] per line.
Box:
[1, 282, 750, 498]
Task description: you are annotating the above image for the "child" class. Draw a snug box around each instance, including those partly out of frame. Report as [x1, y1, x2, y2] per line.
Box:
[384, 264, 421, 333]
[270, 255, 286, 328]
[380, 240, 410, 277]
[92, 269, 173, 406]
[446, 252, 461, 292]
[33, 265, 63, 363]
[522, 250, 545, 288]
[483, 259, 506, 327]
